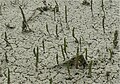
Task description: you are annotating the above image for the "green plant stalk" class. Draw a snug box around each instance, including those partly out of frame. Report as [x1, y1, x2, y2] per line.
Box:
[56, 53, 59, 65]
[88, 60, 93, 77]
[91, 0, 93, 17]
[64, 37, 67, 55]
[72, 27, 75, 37]
[101, 0, 106, 33]
[55, 0, 59, 12]
[49, 78, 53, 84]
[56, 24, 59, 37]
[75, 47, 79, 69]
[79, 37, 82, 52]
[65, 5, 67, 23]
[46, 22, 50, 35]
[7, 68, 10, 84]
[61, 45, 65, 61]
[42, 40, 45, 53]
[67, 62, 70, 76]
[102, 16, 105, 33]
[33, 47, 36, 56]
[35, 46, 39, 72]
[5, 52, 8, 63]
[85, 48, 87, 60]
[109, 49, 112, 60]
[0, 4, 2, 15]
[54, 7, 56, 21]
[113, 30, 118, 49]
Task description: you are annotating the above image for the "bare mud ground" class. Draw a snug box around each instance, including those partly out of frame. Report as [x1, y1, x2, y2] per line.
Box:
[0, 0, 119, 84]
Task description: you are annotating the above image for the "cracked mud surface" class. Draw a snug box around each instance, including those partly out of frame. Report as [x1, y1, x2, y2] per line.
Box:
[0, 0, 119, 84]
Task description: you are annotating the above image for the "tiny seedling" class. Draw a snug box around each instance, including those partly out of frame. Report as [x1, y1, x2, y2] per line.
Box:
[56, 53, 59, 65]
[42, 39, 45, 53]
[55, 24, 59, 37]
[0, 4, 2, 15]
[64, 37, 67, 55]
[85, 48, 87, 60]
[75, 47, 79, 69]
[55, 0, 59, 12]
[33, 46, 39, 72]
[101, 0, 106, 33]
[61, 45, 65, 61]
[109, 49, 113, 60]
[53, 8, 56, 21]
[102, 15, 105, 33]
[67, 62, 71, 76]
[19, 6, 32, 33]
[5, 52, 9, 63]
[46, 22, 51, 35]
[7, 68, 10, 84]
[65, 5, 67, 23]
[79, 37, 82, 52]
[49, 78, 53, 84]
[72, 27, 78, 43]
[113, 30, 118, 49]
[90, 0, 94, 17]
[88, 60, 93, 77]
[106, 71, 110, 81]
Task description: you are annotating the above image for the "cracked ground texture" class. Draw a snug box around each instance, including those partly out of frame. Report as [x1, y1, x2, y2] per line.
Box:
[0, 0, 119, 84]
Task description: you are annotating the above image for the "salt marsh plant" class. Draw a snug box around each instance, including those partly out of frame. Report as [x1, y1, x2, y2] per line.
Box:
[88, 60, 93, 77]
[90, 0, 93, 17]
[7, 68, 10, 84]
[56, 53, 59, 65]
[42, 39, 45, 53]
[113, 30, 118, 49]
[67, 62, 71, 76]
[54, 0, 59, 21]
[4, 32, 12, 49]
[64, 37, 67, 55]
[55, 24, 59, 37]
[85, 48, 87, 60]
[109, 49, 113, 60]
[75, 47, 79, 69]
[19, 6, 32, 33]
[0, 4, 2, 15]
[61, 45, 65, 61]
[106, 71, 110, 81]
[101, 0, 106, 33]
[5, 52, 9, 63]
[49, 78, 53, 84]
[55, 0, 59, 12]
[33, 46, 39, 72]
[79, 37, 82, 52]
[72, 27, 78, 43]
[46, 22, 50, 35]
[102, 15, 105, 33]
[65, 5, 67, 23]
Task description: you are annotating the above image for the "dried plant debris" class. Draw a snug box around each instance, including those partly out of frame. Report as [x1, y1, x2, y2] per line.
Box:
[82, 0, 90, 6]
[50, 54, 88, 69]
[36, 0, 58, 14]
